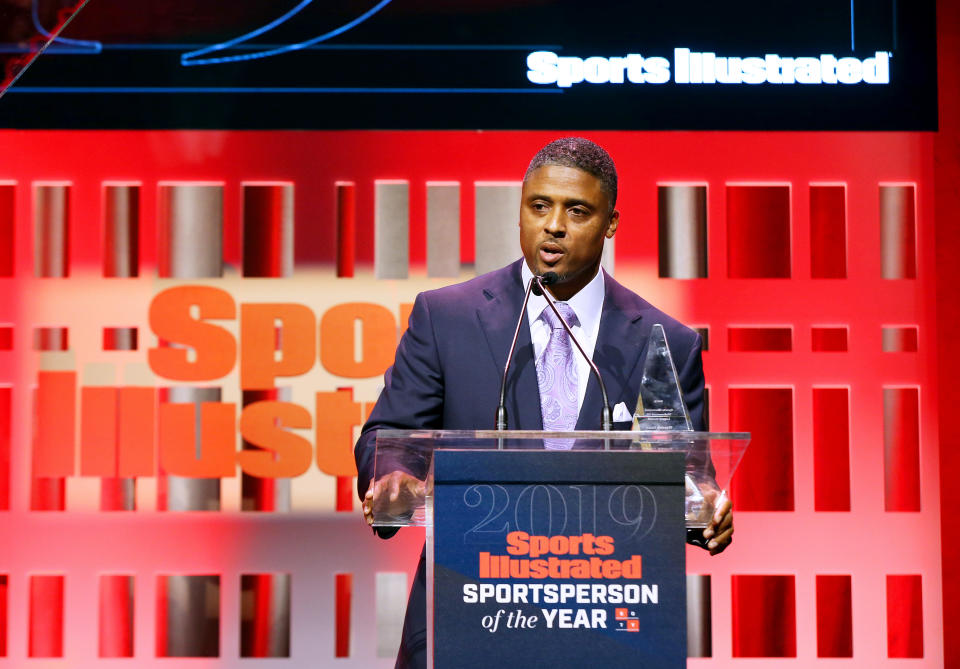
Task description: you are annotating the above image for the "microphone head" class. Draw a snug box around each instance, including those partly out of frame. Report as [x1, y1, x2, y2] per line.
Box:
[532, 272, 559, 296]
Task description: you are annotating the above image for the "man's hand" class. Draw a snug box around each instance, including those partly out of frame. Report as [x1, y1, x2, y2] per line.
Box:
[362, 471, 427, 527]
[701, 491, 733, 555]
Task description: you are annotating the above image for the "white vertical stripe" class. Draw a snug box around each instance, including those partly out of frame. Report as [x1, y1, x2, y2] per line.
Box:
[33, 182, 70, 278]
[880, 184, 916, 279]
[687, 573, 712, 657]
[427, 181, 460, 278]
[158, 183, 224, 278]
[375, 181, 409, 279]
[375, 572, 408, 658]
[474, 182, 521, 275]
[659, 185, 707, 279]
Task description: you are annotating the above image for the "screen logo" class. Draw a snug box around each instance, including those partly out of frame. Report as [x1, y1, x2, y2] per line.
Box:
[527, 48, 891, 87]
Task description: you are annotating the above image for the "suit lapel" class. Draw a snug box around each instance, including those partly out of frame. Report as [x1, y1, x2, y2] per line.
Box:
[476, 261, 543, 430]
[576, 274, 645, 430]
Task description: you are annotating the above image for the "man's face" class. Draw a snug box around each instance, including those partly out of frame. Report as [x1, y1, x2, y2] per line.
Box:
[519, 165, 619, 301]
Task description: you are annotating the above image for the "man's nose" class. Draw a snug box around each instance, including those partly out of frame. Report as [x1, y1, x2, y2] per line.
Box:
[544, 210, 566, 235]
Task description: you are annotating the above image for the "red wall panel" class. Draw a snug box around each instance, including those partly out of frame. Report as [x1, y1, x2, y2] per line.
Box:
[0, 127, 945, 666]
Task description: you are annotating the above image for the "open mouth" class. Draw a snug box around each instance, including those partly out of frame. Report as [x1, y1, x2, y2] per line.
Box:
[539, 243, 564, 265]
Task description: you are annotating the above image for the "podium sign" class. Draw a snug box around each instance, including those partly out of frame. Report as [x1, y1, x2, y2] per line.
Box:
[432, 449, 686, 667]
[371, 430, 749, 668]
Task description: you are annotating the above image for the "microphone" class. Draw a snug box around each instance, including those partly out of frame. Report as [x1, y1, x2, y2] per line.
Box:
[531, 271, 558, 296]
[495, 275, 540, 430]
[534, 274, 614, 431]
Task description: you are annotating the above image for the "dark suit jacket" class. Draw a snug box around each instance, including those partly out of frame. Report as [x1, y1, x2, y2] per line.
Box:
[353, 259, 705, 668]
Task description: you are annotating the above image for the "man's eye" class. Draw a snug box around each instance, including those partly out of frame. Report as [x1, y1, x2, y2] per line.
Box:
[569, 207, 588, 217]
[532, 202, 549, 212]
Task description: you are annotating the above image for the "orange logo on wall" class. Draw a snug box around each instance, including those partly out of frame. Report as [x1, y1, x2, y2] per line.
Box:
[34, 285, 414, 480]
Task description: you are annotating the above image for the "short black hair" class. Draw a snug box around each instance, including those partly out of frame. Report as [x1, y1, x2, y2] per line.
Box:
[524, 137, 618, 210]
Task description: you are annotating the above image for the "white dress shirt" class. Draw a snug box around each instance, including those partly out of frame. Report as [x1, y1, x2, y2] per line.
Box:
[520, 261, 606, 414]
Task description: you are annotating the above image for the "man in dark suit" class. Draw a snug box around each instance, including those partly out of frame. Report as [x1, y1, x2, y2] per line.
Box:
[355, 137, 733, 669]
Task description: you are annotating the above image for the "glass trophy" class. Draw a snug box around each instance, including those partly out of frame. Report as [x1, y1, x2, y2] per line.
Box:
[632, 323, 693, 431]
[632, 323, 722, 526]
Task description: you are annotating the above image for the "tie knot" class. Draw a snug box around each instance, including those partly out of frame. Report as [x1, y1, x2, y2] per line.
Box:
[541, 302, 578, 330]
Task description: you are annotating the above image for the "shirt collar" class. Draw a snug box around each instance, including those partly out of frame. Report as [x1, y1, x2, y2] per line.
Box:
[520, 260, 606, 333]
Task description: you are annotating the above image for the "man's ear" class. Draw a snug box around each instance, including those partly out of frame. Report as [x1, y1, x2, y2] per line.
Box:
[606, 210, 620, 238]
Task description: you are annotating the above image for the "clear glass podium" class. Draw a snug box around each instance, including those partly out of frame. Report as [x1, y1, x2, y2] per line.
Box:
[371, 429, 750, 528]
[370, 429, 750, 668]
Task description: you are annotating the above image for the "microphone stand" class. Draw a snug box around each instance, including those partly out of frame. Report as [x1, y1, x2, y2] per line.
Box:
[495, 276, 539, 448]
[533, 275, 614, 437]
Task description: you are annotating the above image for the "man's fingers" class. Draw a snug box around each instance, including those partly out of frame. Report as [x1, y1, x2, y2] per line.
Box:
[712, 495, 731, 524]
[702, 514, 725, 540]
[708, 527, 734, 555]
[370, 472, 425, 511]
[362, 490, 375, 525]
[703, 493, 732, 541]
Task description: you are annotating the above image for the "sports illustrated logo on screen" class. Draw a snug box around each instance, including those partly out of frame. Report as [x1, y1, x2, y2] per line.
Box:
[527, 48, 891, 88]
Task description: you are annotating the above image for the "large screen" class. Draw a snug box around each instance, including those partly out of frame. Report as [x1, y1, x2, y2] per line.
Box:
[0, 0, 937, 129]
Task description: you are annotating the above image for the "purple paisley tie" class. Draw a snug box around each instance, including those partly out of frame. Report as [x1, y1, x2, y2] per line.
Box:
[537, 302, 579, 448]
